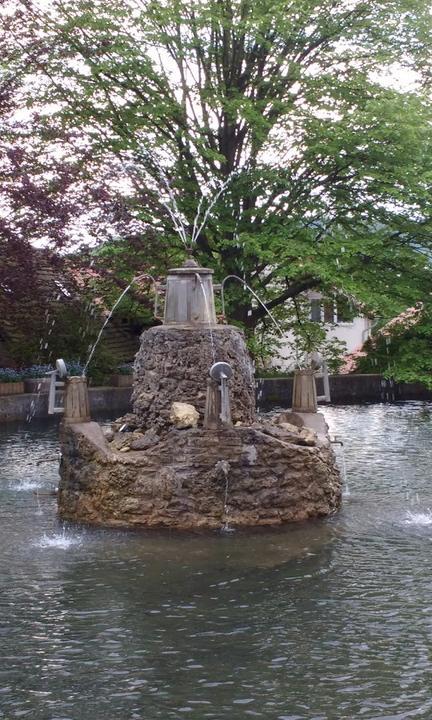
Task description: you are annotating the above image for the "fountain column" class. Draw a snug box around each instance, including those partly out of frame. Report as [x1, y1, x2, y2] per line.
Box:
[58, 256, 342, 530]
[63, 376, 91, 424]
[132, 258, 256, 429]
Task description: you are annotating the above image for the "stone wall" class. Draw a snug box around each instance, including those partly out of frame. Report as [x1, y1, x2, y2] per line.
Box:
[2, 373, 432, 424]
[58, 419, 341, 530]
[0, 387, 132, 423]
[133, 325, 256, 429]
[257, 374, 432, 409]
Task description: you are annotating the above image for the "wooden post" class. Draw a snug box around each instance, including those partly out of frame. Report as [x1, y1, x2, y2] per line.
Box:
[292, 369, 318, 413]
[63, 376, 91, 424]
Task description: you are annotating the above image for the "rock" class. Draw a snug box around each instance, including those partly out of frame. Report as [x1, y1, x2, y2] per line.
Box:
[119, 498, 141, 513]
[119, 446, 131, 453]
[110, 433, 134, 451]
[275, 411, 304, 428]
[130, 429, 160, 450]
[103, 429, 115, 442]
[58, 423, 342, 530]
[278, 422, 301, 435]
[169, 402, 200, 429]
[298, 428, 317, 446]
[132, 325, 256, 428]
[253, 421, 301, 444]
[112, 413, 140, 433]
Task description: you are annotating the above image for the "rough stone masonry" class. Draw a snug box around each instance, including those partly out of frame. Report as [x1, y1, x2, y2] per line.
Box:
[58, 417, 341, 530]
[58, 260, 341, 530]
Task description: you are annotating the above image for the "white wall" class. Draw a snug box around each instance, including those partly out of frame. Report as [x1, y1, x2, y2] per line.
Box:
[271, 308, 372, 371]
[325, 316, 372, 353]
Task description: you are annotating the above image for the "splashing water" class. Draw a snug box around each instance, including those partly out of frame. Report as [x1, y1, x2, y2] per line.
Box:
[214, 460, 233, 532]
[125, 147, 244, 249]
[36, 529, 83, 549]
[405, 510, 432, 526]
[221, 475, 234, 533]
[191, 171, 240, 245]
[339, 446, 349, 496]
[12, 479, 45, 492]
[27, 292, 60, 424]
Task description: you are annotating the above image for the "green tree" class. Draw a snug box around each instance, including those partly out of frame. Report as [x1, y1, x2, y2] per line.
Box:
[355, 304, 432, 388]
[12, 0, 432, 340]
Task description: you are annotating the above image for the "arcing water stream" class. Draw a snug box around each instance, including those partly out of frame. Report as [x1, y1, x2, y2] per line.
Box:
[82, 274, 157, 376]
[2, 403, 432, 719]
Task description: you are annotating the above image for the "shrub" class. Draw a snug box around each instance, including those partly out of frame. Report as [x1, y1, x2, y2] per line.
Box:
[22, 364, 54, 378]
[0, 368, 25, 383]
[117, 363, 133, 375]
[65, 360, 85, 376]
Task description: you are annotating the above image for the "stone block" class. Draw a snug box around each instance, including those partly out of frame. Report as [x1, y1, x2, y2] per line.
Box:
[169, 402, 200, 428]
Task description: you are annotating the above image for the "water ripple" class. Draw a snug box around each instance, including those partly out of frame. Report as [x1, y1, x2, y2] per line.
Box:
[1, 406, 432, 718]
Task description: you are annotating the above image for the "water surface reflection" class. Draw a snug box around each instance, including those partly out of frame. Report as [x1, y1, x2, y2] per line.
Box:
[1, 405, 432, 719]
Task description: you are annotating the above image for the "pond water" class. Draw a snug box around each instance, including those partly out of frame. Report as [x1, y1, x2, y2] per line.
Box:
[1, 404, 432, 720]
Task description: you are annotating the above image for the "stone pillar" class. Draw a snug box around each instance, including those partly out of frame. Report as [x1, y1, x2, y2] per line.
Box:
[204, 378, 221, 429]
[63, 376, 91, 424]
[292, 369, 318, 413]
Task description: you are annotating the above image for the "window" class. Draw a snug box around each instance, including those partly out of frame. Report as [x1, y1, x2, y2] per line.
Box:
[336, 298, 354, 323]
[309, 296, 355, 324]
[310, 299, 322, 322]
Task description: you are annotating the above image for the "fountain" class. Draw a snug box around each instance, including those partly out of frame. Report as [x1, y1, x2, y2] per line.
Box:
[58, 259, 342, 529]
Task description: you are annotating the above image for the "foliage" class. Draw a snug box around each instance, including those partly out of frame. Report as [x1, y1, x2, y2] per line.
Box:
[2, 0, 432, 367]
[255, 368, 293, 379]
[0, 368, 25, 383]
[252, 295, 347, 373]
[117, 363, 133, 376]
[65, 360, 84, 376]
[22, 364, 54, 378]
[84, 348, 122, 385]
[355, 305, 432, 388]
[11, 0, 432, 328]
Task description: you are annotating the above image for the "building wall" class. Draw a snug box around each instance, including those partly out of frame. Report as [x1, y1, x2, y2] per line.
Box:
[272, 292, 372, 370]
[324, 316, 372, 353]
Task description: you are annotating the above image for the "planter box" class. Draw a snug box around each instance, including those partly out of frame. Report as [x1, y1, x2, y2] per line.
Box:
[24, 378, 51, 394]
[110, 374, 133, 388]
[0, 381, 25, 396]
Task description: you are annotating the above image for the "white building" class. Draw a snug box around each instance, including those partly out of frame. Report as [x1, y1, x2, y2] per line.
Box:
[274, 291, 372, 371]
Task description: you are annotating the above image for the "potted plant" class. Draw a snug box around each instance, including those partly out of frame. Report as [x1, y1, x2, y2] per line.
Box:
[0, 368, 25, 396]
[111, 363, 134, 387]
[23, 364, 54, 394]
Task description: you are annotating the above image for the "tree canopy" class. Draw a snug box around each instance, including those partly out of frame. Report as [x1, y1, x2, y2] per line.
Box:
[4, 0, 432, 351]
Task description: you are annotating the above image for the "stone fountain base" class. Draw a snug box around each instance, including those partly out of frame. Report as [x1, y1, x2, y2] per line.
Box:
[58, 414, 341, 530]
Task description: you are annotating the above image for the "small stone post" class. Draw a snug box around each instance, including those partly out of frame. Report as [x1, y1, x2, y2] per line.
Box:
[63, 376, 91, 424]
[204, 378, 221, 429]
[292, 369, 318, 413]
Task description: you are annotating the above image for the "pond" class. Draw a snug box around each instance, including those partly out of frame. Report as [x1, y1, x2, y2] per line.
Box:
[1, 403, 432, 720]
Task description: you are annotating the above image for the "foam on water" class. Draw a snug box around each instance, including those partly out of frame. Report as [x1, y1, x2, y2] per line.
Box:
[404, 509, 432, 526]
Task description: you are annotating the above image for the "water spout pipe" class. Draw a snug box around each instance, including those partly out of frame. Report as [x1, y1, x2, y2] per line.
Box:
[220, 275, 285, 337]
